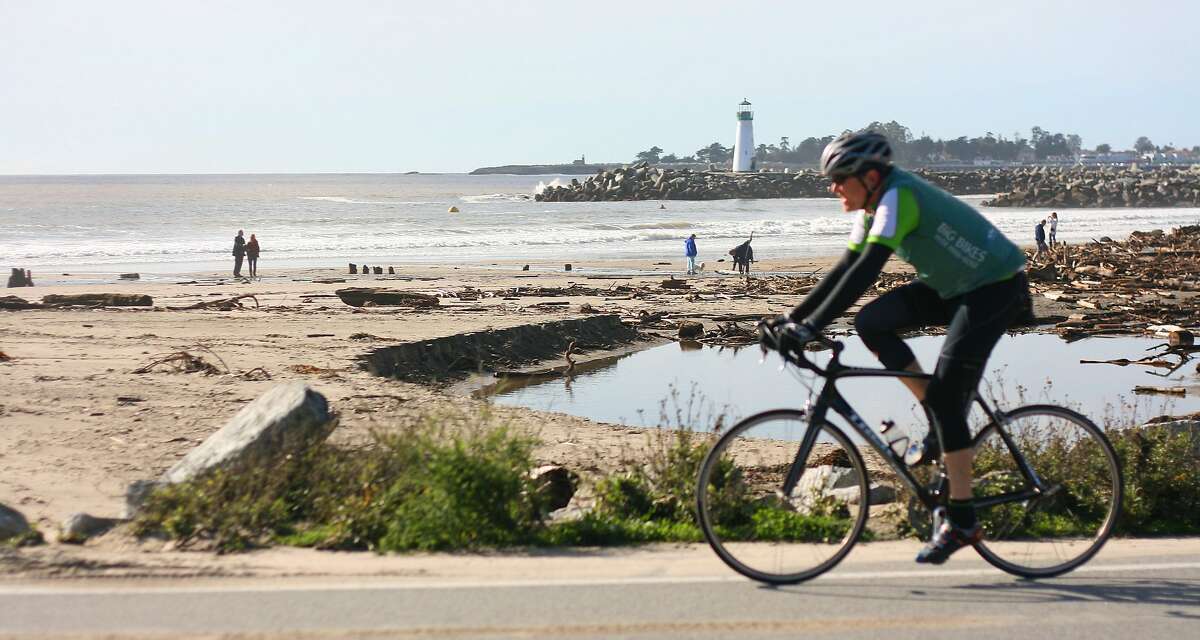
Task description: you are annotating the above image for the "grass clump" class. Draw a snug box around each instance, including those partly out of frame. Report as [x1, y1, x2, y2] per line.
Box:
[1109, 424, 1200, 535]
[134, 408, 547, 552]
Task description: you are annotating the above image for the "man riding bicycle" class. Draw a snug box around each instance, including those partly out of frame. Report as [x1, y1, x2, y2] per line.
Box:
[766, 131, 1031, 564]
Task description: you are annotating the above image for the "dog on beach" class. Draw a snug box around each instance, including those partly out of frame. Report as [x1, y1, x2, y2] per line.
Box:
[729, 232, 754, 274]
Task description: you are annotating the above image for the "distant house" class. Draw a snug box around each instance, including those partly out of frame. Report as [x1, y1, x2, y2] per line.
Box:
[1078, 151, 1140, 166]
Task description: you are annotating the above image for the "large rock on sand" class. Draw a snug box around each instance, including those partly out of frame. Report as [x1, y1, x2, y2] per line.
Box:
[126, 383, 334, 516]
[0, 503, 34, 542]
[162, 383, 334, 485]
[59, 512, 121, 544]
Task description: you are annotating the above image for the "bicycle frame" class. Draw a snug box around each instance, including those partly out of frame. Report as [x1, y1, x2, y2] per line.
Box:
[778, 339, 1049, 512]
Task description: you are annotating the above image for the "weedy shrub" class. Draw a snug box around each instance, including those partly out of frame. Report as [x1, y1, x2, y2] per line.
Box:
[134, 408, 545, 552]
[1108, 424, 1200, 534]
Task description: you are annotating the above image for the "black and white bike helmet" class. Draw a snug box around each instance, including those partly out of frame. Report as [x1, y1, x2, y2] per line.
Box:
[820, 132, 893, 180]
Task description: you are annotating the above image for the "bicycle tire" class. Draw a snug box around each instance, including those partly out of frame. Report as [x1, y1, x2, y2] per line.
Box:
[971, 404, 1123, 578]
[696, 409, 870, 584]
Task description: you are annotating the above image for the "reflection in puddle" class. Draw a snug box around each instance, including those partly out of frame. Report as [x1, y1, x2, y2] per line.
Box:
[491, 334, 1200, 431]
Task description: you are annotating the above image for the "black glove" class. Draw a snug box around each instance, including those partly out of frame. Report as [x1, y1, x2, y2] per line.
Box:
[759, 316, 817, 354]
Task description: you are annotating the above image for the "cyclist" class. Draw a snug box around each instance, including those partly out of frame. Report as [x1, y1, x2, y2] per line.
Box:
[767, 131, 1031, 564]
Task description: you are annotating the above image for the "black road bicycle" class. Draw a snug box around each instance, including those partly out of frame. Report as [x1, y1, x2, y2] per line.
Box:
[696, 329, 1123, 584]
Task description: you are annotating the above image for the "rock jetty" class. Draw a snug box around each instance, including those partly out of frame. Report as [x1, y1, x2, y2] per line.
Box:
[983, 166, 1200, 208]
[535, 162, 1200, 208]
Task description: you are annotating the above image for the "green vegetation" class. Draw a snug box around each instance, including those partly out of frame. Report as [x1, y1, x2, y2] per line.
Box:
[971, 412, 1200, 540]
[1, 528, 43, 548]
[1110, 425, 1200, 535]
[134, 409, 548, 553]
[132, 394, 1200, 553]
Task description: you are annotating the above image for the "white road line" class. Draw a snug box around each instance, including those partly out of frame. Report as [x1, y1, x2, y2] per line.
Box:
[1, 561, 1198, 597]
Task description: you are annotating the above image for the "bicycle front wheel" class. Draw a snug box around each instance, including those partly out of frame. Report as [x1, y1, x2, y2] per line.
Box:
[696, 409, 869, 584]
[972, 404, 1123, 578]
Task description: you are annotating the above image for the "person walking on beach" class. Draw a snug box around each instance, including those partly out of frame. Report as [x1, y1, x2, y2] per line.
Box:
[1048, 211, 1059, 247]
[765, 131, 1029, 565]
[232, 230, 246, 278]
[1034, 219, 1049, 260]
[246, 233, 261, 278]
[684, 233, 699, 275]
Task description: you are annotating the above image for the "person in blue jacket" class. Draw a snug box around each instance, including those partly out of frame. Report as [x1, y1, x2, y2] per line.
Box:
[684, 233, 699, 275]
[1034, 219, 1048, 260]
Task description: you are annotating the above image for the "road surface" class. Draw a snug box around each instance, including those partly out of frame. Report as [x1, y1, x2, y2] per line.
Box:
[2, 539, 1198, 639]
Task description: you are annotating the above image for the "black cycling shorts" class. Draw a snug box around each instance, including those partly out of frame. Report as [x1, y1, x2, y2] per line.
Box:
[853, 273, 1030, 452]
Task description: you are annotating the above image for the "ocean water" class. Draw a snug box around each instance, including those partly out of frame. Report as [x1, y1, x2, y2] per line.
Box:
[3, 173, 1199, 275]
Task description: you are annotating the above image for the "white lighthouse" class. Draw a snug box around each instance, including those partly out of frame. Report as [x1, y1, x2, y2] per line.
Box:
[732, 99, 755, 172]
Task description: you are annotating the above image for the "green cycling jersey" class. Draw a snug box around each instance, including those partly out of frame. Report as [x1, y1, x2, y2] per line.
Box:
[847, 168, 1026, 298]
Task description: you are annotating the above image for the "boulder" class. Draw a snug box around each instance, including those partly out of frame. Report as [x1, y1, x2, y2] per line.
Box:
[160, 383, 335, 485]
[795, 465, 860, 498]
[59, 512, 121, 544]
[335, 287, 439, 308]
[0, 503, 35, 542]
[42, 293, 153, 307]
[830, 483, 898, 505]
[124, 480, 162, 519]
[531, 465, 578, 512]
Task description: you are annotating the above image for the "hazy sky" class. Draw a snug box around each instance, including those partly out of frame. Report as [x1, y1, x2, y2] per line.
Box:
[2, 0, 1195, 174]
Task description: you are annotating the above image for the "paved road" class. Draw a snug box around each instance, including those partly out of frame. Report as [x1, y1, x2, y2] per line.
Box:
[3, 540, 1199, 639]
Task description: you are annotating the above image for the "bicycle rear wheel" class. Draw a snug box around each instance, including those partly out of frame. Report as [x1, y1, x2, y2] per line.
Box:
[971, 404, 1122, 578]
[696, 409, 869, 584]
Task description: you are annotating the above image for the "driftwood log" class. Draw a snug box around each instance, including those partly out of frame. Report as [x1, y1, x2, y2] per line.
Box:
[42, 293, 153, 307]
[0, 295, 41, 310]
[334, 287, 439, 308]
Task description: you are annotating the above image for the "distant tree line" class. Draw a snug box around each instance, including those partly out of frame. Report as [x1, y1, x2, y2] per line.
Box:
[633, 123, 1200, 166]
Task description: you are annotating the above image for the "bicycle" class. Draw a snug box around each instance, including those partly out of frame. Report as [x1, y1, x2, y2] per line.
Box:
[695, 326, 1123, 584]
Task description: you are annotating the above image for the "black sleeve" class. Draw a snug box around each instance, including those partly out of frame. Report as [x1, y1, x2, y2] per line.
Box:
[787, 249, 857, 322]
[802, 242, 893, 330]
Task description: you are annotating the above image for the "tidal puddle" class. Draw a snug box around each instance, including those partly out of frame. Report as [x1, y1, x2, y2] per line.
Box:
[490, 334, 1199, 432]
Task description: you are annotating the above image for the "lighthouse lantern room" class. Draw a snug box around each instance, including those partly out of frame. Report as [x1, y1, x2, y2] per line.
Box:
[732, 99, 755, 172]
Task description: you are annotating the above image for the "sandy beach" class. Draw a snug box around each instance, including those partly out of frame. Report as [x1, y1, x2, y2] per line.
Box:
[2, 256, 866, 534]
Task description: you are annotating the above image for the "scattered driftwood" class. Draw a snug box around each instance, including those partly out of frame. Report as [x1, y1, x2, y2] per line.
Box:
[289, 364, 342, 377]
[703, 321, 756, 346]
[240, 367, 272, 381]
[0, 350, 11, 362]
[1080, 357, 1176, 369]
[1030, 225, 1200, 339]
[335, 287, 439, 308]
[1134, 386, 1187, 396]
[169, 294, 259, 311]
[134, 351, 223, 375]
[42, 293, 153, 307]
